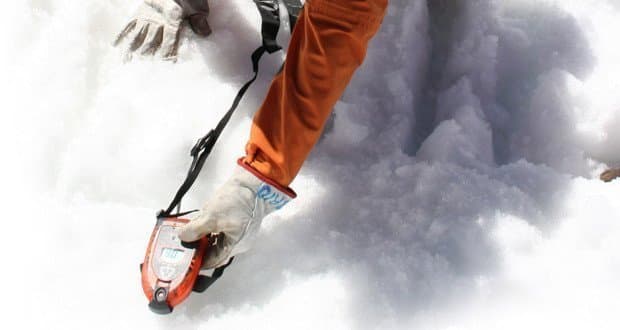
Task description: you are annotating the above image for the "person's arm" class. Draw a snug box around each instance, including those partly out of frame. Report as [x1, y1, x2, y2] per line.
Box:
[180, 0, 388, 268]
[245, 0, 389, 187]
[114, 0, 211, 60]
[601, 168, 620, 182]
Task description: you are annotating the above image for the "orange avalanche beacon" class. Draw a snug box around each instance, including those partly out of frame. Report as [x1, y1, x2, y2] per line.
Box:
[140, 216, 209, 314]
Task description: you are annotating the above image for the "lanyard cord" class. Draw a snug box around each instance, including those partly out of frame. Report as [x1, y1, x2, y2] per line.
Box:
[159, 0, 303, 219]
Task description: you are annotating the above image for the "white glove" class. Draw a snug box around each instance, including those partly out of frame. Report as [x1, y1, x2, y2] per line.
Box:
[114, 0, 211, 60]
[179, 160, 296, 269]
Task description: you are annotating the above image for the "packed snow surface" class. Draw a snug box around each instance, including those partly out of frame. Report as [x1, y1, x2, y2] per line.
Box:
[1, 0, 619, 329]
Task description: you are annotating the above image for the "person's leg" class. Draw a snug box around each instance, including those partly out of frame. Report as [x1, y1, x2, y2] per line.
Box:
[243, 0, 388, 187]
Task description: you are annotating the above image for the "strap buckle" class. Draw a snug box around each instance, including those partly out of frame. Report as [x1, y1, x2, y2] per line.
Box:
[191, 130, 215, 157]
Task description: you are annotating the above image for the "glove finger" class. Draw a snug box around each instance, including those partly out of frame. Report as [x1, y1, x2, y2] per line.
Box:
[161, 24, 183, 60]
[178, 215, 218, 242]
[141, 25, 164, 56]
[113, 19, 138, 47]
[129, 23, 150, 52]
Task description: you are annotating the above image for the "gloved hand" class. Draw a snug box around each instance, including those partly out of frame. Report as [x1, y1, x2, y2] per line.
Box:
[178, 160, 296, 269]
[600, 168, 620, 182]
[114, 0, 211, 60]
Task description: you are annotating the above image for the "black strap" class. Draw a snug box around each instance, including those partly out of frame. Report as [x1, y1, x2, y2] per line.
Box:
[192, 257, 235, 293]
[160, 46, 269, 217]
[159, 0, 303, 218]
[165, 209, 200, 219]
[282, 0, 303, 29]
[254, 0, 282, 53]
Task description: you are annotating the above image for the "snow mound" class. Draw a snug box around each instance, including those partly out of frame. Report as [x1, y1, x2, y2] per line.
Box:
[1, 0, 619, 329]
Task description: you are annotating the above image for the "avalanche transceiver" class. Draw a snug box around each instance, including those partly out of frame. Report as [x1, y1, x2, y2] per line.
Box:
[140, 217, 213, 314]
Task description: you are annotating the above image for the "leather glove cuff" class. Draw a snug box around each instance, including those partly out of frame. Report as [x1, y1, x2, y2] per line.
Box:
[237, 158, 297, 200]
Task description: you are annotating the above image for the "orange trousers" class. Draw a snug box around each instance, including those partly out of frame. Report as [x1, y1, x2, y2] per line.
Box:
[243, 0, 388, 188]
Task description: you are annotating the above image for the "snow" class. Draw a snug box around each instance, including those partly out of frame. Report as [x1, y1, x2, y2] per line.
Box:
[1, 0, 619, 329]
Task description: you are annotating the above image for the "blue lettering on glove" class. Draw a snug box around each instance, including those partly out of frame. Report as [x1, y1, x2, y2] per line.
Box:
[257, 184, 290, 210]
